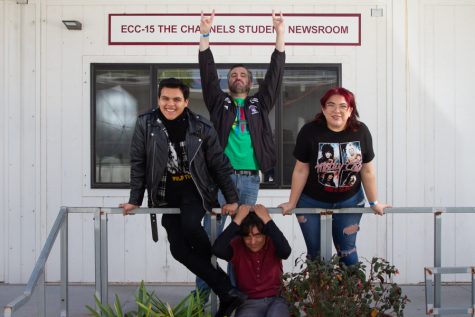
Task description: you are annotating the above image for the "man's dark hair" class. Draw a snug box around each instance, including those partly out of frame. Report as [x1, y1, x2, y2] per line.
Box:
[158, 77, 190, 100]
[239, 212, 265, 236]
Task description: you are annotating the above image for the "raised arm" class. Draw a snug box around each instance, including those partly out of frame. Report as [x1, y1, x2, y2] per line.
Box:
[212, 205, 252, 261]
[198, 10, 228, 114]
[256, 11, 286, 112]
[254, 204, 291, 259]
[272, 10, 285, 52]
[199, 9, 214, 52]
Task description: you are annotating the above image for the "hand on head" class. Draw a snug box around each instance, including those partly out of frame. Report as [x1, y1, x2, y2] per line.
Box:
[233, 204, 252, 225]
[253, 204, 272, 224]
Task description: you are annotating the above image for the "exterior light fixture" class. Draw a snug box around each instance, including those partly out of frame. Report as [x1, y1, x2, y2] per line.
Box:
[62, 20, 82, 30]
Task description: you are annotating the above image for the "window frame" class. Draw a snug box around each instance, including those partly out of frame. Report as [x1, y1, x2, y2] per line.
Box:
[90, 63, 341, 189]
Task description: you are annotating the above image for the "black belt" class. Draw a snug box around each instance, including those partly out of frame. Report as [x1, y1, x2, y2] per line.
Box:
[234, 170, 258, 176]
[150, 213, 158, 242]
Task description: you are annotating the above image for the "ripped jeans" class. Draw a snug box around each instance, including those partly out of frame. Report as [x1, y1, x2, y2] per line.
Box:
[295, 188, 365, 266]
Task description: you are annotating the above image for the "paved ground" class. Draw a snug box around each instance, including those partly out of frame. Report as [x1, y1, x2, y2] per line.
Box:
[1, 283, 472, 316]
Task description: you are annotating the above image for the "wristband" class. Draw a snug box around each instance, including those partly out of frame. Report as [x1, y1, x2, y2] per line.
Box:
[201, 33, 210, 38]
[369, 201, 378, 207]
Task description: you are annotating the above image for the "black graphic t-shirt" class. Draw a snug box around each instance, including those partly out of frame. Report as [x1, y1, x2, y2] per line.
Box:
[157, 111, 195, 204]
[293, 120, 374, 203]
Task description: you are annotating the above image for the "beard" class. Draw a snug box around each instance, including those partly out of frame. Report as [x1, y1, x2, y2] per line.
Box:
[229, 81, 251, 94]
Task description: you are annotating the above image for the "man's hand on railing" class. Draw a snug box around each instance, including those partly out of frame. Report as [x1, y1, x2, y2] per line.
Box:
[221, 202, 238, 216]
[119, 203, 140, 216]
[278, 202, 296, 215]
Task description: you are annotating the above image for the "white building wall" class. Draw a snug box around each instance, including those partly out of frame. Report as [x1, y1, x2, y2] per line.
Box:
[0, 0, 6, 283]
[0, 0, 474, 285]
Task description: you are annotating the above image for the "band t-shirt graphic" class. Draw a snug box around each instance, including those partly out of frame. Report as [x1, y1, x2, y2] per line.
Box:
[167, 140, 192, 183]
[293, 120, 375, 203]
[316, 141, 362, 189]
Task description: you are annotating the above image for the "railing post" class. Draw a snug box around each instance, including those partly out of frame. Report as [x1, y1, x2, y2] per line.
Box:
[433, 208, 443, 316]
[94, 208, 109, 311]
[210, 213, 218, 316]
[472, 267, 475, 315]
[60, 209, 69, 316]
[320, 210, 333, 262]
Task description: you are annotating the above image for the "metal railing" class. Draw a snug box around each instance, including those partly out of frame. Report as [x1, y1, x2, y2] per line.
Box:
[3, 206, 475, 316]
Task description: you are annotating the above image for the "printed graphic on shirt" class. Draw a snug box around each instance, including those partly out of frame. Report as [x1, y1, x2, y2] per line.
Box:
[232, 104, 249, 135]
[316, 142, 362, 192]
[167, 141, 191, 182]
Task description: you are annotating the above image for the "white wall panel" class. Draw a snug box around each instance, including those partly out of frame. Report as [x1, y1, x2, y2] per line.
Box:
[6, 1, 23, 284]
[0, 0, 6, 283]
[82, 6, 104, 56]
[60, 5, 84, 210]
[81, 196, 104, 282]
[19, 2, 39, 282]
[392, 0, 475, 284]
[453, 4, 475, 281]
[102, 5, 125, 56]
[44, 4, 64, 282]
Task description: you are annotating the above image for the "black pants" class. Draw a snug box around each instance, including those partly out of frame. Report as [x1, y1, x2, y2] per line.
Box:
[161, 190, 231, 297]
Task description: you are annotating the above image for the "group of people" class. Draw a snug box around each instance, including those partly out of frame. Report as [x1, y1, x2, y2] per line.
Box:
[120, 10, 390, 317]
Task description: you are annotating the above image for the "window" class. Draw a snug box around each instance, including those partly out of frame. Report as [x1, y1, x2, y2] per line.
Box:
[91, 63, 340, 189]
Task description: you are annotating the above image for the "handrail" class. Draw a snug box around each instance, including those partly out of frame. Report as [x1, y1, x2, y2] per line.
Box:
[3, 206, 475, 317]
[3, 207, 68, 317]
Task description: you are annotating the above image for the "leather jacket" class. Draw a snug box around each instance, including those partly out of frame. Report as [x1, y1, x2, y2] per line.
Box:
[199, 48, 285, 173]
[128, 108, 239, 211]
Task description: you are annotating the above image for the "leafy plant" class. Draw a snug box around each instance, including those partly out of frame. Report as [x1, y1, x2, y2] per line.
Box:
[86, 281, 211, 317]
[281, 256, 410, 317]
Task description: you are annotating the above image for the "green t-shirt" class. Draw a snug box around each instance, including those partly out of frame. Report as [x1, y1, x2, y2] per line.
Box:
[224, 98, 259, 171]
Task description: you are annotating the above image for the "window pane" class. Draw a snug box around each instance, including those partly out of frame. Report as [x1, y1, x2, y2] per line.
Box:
[94, 68, 151, 185]
[281, 68, 338, 186]
[92, 64, 339, 189]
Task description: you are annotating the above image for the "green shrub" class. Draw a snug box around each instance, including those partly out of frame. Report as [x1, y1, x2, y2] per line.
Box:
[86, 281, 211, 317]
[281, 256, 410, 317]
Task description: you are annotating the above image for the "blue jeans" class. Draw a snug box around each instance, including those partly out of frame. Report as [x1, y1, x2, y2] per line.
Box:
[235, 296, 290, 317]
[196, 174, 260, 295]
[296, 188, 365, 265]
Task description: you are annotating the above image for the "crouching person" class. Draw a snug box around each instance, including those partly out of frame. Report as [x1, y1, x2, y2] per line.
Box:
[213, 204, 292, 317]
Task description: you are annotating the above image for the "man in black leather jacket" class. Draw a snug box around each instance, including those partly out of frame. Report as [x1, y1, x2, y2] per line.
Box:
[120, 78, 246, 317]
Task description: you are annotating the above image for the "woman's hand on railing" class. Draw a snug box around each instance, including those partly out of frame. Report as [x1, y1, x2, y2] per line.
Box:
[119, 203, 140, 216]
[278, 202, 296, 215]
[371, 203, 391, 216]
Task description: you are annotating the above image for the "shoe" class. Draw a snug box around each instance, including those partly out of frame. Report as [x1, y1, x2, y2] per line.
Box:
[215, 288, 247, 317]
